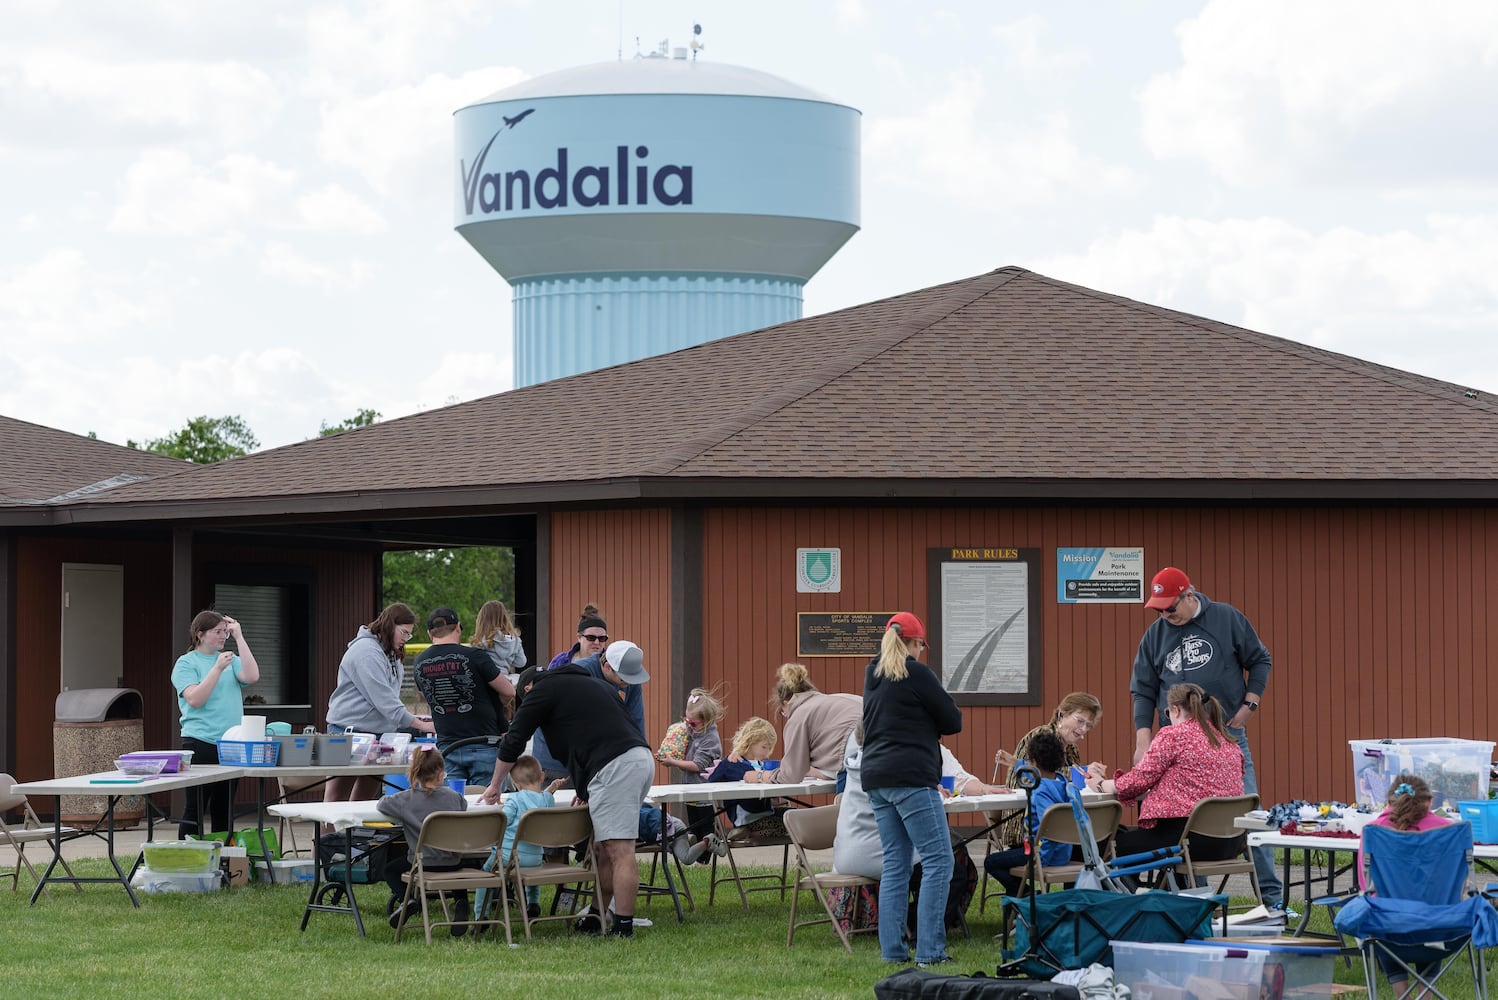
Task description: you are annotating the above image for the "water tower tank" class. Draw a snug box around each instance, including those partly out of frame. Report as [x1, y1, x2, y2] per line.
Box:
[453, 56, 861, 386]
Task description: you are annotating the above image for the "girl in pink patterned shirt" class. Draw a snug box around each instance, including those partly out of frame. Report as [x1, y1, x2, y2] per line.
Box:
[1088, 682, 1246, 862]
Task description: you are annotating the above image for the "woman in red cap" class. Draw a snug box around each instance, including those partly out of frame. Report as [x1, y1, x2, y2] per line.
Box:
[860, 611, 963, 967]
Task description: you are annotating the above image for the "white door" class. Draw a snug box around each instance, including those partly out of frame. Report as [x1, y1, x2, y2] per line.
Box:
[61, 563, 124, 690]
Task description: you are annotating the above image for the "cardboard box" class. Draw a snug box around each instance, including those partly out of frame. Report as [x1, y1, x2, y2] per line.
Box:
[220, 853, 249, 887]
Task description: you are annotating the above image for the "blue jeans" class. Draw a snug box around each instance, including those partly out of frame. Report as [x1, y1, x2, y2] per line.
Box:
[869, 785, 952, 963]
[1229, 725, 1284, 908]
[443, 743, 500, 786]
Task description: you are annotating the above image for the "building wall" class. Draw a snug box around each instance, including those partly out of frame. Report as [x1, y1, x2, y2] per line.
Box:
[549, 508, 674, 779]
[696, 504, 1498, 807]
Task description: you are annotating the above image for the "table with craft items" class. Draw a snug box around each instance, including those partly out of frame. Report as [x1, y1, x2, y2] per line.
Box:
[1245, 828, 1498, 938]
[646, 777, 838, 923]
[267, 793, 507, 937]
[14, 765, 243, 907]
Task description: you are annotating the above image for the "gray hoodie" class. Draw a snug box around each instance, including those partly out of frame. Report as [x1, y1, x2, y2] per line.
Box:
[326, 625, 415, 732]
[477, 634, 527, 675]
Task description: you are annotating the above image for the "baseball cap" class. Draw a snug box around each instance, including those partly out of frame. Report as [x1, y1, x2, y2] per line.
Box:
[1144, 568, 1191, 610]
[885, 611, 927, 640]
[604, 640, 649, 684]
[426, 606, 460, 631]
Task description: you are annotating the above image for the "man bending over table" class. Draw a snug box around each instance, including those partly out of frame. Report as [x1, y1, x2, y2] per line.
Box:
[481, 640, 653, 938]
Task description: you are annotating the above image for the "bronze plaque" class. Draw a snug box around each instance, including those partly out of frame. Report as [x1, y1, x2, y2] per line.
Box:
[797, 612, 896, 657]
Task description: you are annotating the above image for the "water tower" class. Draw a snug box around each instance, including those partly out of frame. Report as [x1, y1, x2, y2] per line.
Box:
[453, 48, 861, 386]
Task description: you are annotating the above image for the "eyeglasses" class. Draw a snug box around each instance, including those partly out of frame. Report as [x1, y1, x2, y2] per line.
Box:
[581, 633, 608, 643]
[1065, 713, 1096, 732]
[1156, 595, 1185, 615]
[207, 628, 230, 636]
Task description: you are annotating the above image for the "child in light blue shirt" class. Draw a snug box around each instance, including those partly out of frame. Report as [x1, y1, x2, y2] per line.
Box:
[486, 754, 562, 917]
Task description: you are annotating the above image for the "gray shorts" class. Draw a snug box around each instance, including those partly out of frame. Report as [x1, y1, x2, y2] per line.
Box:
[586, 746, 654, 841]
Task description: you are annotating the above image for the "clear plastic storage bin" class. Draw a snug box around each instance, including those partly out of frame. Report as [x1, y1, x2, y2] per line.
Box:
[1349, 738, 1494, 809]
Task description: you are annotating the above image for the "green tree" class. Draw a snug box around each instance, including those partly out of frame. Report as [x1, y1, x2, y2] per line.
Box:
[318, 408, 381, 437]
[382, 546, 517, 644]
[128, 414, 259, 463]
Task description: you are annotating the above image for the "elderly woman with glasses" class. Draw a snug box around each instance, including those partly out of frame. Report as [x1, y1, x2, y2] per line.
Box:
[993, 691, 1106, 849]
[325, 602, 434, 801]
[174, 610, 261, 836]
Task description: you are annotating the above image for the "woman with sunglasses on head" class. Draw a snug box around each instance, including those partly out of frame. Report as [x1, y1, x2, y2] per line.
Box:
[993, 692, 1106, 849]
[325, 602, 434, 801]
[174, 610, 260, 837]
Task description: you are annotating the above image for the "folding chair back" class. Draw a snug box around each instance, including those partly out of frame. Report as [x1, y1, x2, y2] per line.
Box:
[1009, 801, 1122, 894]
[784, 802, 877, 952]
[0, 773, 79, 895]
[1334, 821, 1498, 1000]
[1180, 794, 1260, 904]
[276, 776, 323, 858]
[507, 806, 601, 939]
[392, 809, 512, 945]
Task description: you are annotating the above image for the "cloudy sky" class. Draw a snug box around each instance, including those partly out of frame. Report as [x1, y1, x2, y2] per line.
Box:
[3, 0, 1496, 451]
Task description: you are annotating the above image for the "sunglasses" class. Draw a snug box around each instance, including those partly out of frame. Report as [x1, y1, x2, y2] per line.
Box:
[581, 633, 609, 643]
[1156, 595, 1185, 616]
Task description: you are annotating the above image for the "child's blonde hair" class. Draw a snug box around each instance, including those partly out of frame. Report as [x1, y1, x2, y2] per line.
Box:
[684, 686, 724, 727]
[511, 754, 543, 789]
[408, 744, 446, 788]
[731, 716, 778, 758]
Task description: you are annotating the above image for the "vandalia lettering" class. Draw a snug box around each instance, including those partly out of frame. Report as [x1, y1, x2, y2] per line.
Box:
[462, 139, 693, 216]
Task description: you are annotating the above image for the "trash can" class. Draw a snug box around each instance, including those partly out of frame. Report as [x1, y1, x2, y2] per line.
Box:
[54, 688, 145, 824]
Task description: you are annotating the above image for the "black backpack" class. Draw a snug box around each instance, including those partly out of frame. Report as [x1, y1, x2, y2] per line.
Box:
[908, 829, 979, 932]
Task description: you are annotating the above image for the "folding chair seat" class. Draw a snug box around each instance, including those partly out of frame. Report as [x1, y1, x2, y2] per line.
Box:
[1333, 821, 1498, 1000]
[784, 802, 878, 952]
[708, 810, 792, 910]
[1007, 800, 1123, 896]
[0, 773, 80, 897]
[506, 805, 602, 940]
[1178, 794, 1261, 907]
[391, 810, 512, 945]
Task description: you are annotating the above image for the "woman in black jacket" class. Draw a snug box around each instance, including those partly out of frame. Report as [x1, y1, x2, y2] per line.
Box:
[861, 612, 963, 967]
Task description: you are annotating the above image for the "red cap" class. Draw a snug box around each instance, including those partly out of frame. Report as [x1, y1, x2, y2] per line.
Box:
[1144, 567, 1191, 610]
[886, 612, 926, 640]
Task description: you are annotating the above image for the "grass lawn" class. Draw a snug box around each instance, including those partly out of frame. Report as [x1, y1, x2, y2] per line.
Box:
[0, 858, 1473, 1000]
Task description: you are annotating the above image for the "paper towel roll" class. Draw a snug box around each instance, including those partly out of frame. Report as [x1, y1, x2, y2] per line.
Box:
[241, 715, 267, 740]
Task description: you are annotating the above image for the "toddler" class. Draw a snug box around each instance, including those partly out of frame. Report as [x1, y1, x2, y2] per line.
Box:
[489, 754, 565, 918]
[708, 716, 788, 837]
[657, 687, 725, 849]
[376, 744, 471, 934]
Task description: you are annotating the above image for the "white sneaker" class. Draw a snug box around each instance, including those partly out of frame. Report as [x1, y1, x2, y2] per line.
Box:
[675, 835, 711, 865]
[709, 834, 730, 858]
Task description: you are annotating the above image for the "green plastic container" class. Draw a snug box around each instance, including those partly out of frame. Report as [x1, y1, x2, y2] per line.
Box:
[142, 840, 221, 873]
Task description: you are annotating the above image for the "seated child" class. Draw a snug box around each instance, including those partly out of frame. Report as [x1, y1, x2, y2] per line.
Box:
[980, 730, 1071, 897]
[707, 716, 788, 839]
[490, 754, 565, 919]
[376, 744, 473, 934]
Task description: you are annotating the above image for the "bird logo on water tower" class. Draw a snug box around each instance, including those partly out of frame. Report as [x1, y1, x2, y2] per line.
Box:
[797, 548, 841, 593]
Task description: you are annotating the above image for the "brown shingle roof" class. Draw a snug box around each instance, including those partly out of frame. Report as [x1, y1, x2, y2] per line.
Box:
[31, 266, 1498, 518]
[0, 414, 190, 507]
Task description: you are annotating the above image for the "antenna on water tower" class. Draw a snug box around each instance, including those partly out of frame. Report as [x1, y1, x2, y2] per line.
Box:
[689, 22, 704, 61]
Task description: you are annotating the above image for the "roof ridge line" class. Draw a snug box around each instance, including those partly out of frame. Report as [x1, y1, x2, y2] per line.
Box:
[635, 268, 1026, 475]
[1028, 271, 1498, 416]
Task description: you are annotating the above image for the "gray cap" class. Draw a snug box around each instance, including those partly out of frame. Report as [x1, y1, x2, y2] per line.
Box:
[604, 640, 649, 684]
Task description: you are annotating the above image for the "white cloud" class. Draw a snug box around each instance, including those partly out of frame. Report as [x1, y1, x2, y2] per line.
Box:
[990, 14, 1088, 81]
[259, 242, 374, 292]
[866, 69, 1133, 209]
[1036, 213, 1498, 391]
[4, 48, 282, 147]
[0, 248, 165, 344]
[303, 0, 486, 93]
[316, 66, 528, 196]
[296, 183, 387, 234]
[1141, 0, 1498, 185]
[110, 150, 296, 236]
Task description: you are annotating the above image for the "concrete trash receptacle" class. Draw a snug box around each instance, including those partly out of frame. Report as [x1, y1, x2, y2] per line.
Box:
[55, 688, 145, 824]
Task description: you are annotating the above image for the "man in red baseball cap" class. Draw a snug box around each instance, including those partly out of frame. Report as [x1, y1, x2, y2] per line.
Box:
[1131, 566, 1282, 911]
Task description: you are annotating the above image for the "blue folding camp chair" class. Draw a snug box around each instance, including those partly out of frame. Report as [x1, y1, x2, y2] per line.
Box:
[1332, 821, 1498, 1000]
[1066, 784, 1183, 893]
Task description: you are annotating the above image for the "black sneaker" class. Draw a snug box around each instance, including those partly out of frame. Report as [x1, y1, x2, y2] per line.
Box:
[449, 893, 470, 937]
[917, 955, 954, 969]
[526, 902, 541, 920]
[574, 908, 603, 935]
[389, 898, 420, 930]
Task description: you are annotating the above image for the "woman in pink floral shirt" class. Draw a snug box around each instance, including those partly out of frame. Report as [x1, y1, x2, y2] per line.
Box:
[1087, 682, 1246, 861]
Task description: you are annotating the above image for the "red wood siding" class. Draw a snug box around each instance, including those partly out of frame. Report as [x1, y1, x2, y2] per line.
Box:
[695, 505, 1498, 808]
[549, 509, 673, 778]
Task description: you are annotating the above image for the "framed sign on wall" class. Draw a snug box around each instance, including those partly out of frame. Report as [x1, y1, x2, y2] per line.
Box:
[925, 547, 1042, 706]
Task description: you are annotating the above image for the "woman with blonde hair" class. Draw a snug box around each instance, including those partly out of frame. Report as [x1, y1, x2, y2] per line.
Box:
[470, 599, 526, 676]
[861, 612, 962, 967]
[763, 661, 862, 786]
